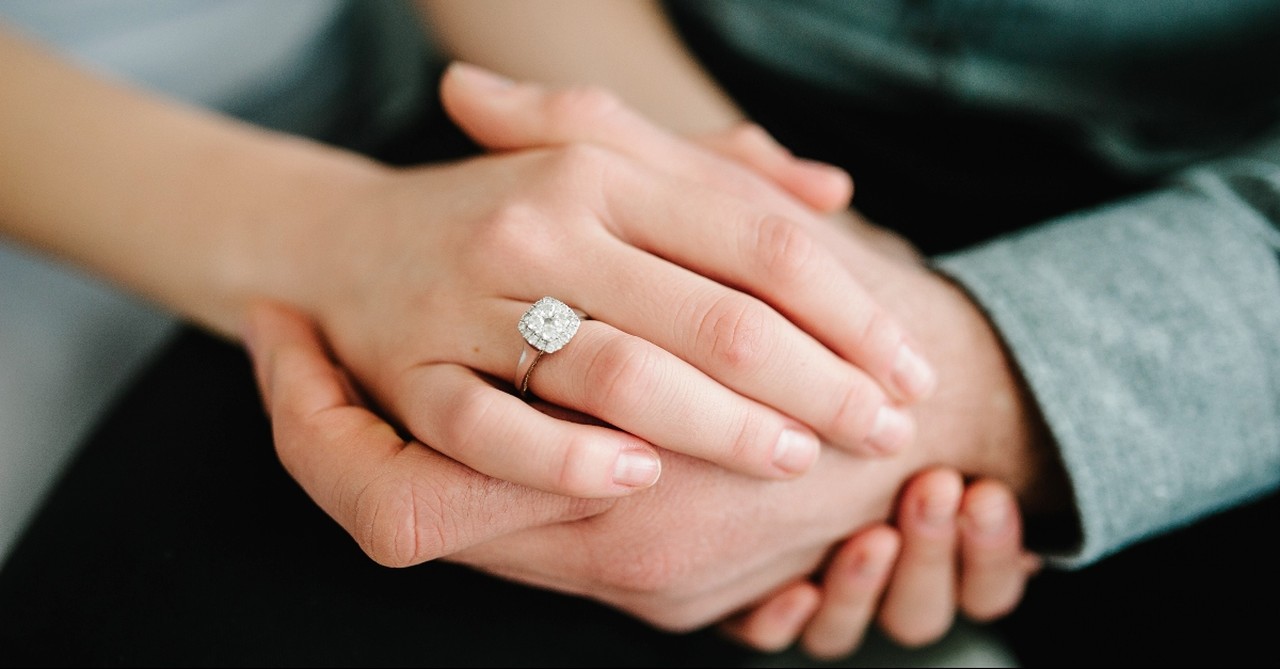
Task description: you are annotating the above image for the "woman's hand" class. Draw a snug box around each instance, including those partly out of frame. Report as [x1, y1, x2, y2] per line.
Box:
[244, 294, 1034, 634]
[244, 64, 937, 501]
[242, 66, 1054, 635]
[244, 301, 929, 625]
[721, 470, 1040, 659]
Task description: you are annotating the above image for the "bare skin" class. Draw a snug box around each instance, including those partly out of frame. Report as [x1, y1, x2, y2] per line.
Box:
[244, 68, 1063, 637]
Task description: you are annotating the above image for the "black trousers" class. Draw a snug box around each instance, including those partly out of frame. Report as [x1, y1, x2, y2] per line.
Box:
[2, 14, 1276, 667]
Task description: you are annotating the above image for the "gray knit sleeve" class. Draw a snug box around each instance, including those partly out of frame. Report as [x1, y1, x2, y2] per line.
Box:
[933, 136, 1280, 567]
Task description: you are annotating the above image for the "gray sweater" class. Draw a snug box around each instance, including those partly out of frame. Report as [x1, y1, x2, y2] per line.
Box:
[685, 0, 1280, 566]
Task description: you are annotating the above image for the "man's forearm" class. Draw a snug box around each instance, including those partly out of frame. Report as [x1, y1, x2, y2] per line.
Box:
[933, 161, 1280, 565]
[808, 214, 1072, 516]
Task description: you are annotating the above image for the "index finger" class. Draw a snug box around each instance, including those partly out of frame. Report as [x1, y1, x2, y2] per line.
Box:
[242, 301, 610, 567]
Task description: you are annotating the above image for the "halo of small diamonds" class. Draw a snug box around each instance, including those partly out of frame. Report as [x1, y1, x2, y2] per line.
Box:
[517, 297, 582, 353]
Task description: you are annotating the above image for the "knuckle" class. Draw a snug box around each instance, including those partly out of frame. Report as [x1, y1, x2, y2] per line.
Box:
[439, 383, 501, 456]
[545, 85, 624, 128]
[828, 377, 880, 441]
[549, 141, 613, 173]
[853, 307, 903, 372]
[754, 214, 816, 285]
[538, 143, 623, 207]
[726, 408, 771, 467]
[553, 433, 605, 497]
[582, 334, 657, 415]
[696, 295, 770, 372]
[269, 396, 326, 466]
[350, 472, 445, 568]
[470, 201, 550, 268]
[561, 495, 615, 522]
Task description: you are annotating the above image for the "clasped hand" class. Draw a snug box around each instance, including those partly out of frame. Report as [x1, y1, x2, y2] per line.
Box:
[241, 63, 1036, 655]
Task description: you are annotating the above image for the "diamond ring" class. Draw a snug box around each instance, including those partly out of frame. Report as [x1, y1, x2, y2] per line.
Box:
[514, 296, 588, 399]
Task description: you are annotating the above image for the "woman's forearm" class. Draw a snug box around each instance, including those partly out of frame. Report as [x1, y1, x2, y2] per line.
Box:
[0, 27, 382, 337]
[416, 0, 742, 134]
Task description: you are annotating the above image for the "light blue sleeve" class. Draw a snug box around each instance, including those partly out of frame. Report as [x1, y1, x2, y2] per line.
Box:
[934, 134, 1280, 567]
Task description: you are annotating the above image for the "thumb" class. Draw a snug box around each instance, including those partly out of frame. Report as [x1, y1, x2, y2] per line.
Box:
[243, 301, 612, 567]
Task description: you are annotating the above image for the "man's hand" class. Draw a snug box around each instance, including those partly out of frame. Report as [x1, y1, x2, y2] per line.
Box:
[238, 63, 949, 509]
[721, 471, 1040, 658]
[244, 241, 1054, 630]
[244, 64, 1066, 630]
[245, 300, 921, 628]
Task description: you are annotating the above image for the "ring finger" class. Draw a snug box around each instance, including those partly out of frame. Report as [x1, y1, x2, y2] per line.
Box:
[393, 299, 826, 488]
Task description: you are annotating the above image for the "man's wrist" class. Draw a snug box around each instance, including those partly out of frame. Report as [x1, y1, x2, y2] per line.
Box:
[903, 269, 1070, 515]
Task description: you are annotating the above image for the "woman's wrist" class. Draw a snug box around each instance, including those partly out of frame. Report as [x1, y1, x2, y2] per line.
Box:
[0, 28, 393, 340]
[213, 133, 390, 338]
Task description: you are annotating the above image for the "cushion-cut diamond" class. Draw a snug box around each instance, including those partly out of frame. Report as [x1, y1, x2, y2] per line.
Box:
[518, 297, 582, 353]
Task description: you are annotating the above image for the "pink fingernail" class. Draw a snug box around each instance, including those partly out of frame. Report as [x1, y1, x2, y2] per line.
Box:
[613, 450, 661, 488]
[849, 550, 878, 579]
[867, 406, 912, 454]
[892, 344, 938, 401]
[967, 490, 1011, 536]
[773, 428, 819, 474]
[920, 480, 962, 528]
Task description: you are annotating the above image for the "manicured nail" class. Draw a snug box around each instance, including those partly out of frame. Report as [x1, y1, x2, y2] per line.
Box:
[773, 428, 819, 474]
[920, 479, 962, 528]
[774, 589, 812, 627]
[848, 549, 884, 580]
[866, 406, 912, 454]
[892, 344, 937, 401]
[967, 490, 1011, 536]
[613, 451, 661, 488]
[448, 61, 513, 91]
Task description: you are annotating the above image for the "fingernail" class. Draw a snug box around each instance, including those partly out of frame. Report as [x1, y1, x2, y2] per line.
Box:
[866, 406, 912, 454]
[920, 479, 962, 528]
[448, 61, 513, 91]
[967, 491, 1010, 536]
[772, 428, 819, 474]
[774, 590, 812, 626]
[613, 450, 661, 488]
[849, 549, 884, 580]
[892, 344, 937, 401]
